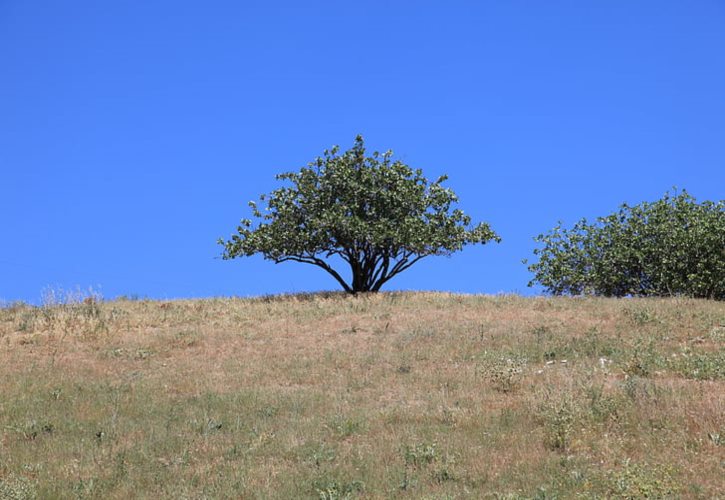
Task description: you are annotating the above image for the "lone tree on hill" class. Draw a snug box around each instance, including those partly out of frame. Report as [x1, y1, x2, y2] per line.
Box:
[527, 189, 724, 300]
[219, 135, 500, 294]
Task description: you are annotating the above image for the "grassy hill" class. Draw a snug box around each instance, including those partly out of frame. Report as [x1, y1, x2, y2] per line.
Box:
[1, 293, 723, 498]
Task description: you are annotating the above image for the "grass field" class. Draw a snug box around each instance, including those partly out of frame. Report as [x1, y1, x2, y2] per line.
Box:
[1, 292, 723, 499]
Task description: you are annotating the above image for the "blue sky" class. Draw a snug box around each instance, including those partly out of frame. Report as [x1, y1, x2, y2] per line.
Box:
[2, 1, 724, 303]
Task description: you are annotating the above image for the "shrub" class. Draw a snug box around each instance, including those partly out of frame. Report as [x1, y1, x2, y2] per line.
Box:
[479, 355, 527, 393]
[527, 190, 724, 299]
[607, 460, 679, 498]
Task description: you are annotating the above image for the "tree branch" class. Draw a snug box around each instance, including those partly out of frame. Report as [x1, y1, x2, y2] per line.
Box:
[276, 255, 353, 293]
[372, 254, 426, 291]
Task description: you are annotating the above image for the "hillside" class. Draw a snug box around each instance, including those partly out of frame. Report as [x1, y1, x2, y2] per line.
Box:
[1, 293, 723, 498]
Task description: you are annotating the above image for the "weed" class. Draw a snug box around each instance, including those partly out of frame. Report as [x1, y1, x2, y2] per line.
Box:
[431, 466, 456, 484]
[709, 325, 725, 342]
[621, 376, 659, 403]
[6, 419, 55, 441]
[575, 326, 616, 358]
[431, 452, 458, 484]
[312, 477, 364, 500]
[107, 347, 154, 360]
[341, 324, 358, 334]
[71, 477, 98, 499]
[707, 432, 722, 446]
[134, 348, 153, 360]
[174, 329, 202, 347]
[398, 470, 417, 491]
[399, 441, 441, 491]
[402, 442, 438, 468]
[327, 415, 364, 439]
[669, 348, 725, 380]
[536, 390, 577, 451]
[584, 383, 621, 424]
[308, 444, 337, 468]
[202, 418, 224, 435]
[531, 325, 551, 345]
[480, 355, 527, 393]
[113, 451, 128, 480]
[258, 405, 279, 418]
[625, 306, 658, 327]
[0, 473, 38, 500]
[13, 286, 111, 338]
[607, 460, 679, 498]
[623, 337, 659, 377]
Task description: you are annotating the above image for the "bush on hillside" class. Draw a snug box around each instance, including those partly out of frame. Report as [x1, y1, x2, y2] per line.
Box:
[527, 190, 724, 300]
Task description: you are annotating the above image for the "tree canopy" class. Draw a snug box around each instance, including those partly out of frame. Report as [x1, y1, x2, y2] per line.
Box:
[527, 190, 724, 300]
[220, 135, 500, 293]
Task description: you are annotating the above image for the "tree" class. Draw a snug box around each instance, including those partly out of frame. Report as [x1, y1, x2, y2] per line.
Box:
[526, 190, 724, 300]
[219, 135, 500, 294]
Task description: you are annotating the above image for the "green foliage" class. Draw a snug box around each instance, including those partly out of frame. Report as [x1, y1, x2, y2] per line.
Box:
[402, 442, 439, 468]
[669, 348, 725, 380]
[0, 473, 38, 500]
[479, 355, 527, 393]
[312, 477, 364, 500]
[622, 338, 659, 378]
[220, 135, 499, 293]
[527, 189, 724, 299]
[327, 415, 365, 438]
[399, 441, 458, 490]
[537, 391, 576, 451]
[607, 460, 679, 498]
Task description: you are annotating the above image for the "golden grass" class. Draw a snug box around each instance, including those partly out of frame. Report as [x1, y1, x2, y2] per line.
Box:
[0, 292, 723, 498]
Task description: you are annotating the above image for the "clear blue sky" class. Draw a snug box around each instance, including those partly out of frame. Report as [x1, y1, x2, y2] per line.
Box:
[2, 1, 724, 303]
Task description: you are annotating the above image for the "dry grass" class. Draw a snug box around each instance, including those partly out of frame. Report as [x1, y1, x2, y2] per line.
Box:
[0, 292, 723, 498]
